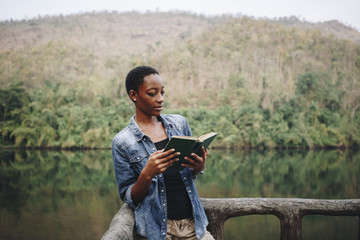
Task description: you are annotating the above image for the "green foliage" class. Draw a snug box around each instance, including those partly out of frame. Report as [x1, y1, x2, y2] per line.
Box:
[0, 82, 28, 122]
[296, 72, 320, 96]
[0, 76, 359, 149]
[0, 12, 359, 149]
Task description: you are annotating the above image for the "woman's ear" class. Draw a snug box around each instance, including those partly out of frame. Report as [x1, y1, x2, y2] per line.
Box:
[129, 90, 137, 103]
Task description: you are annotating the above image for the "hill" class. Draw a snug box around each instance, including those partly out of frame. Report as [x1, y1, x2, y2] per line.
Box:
[0, 11, 359, 149]
[273, 16, 360, 44]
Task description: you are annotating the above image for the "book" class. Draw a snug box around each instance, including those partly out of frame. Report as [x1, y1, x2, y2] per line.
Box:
[164, 132, 218, 171]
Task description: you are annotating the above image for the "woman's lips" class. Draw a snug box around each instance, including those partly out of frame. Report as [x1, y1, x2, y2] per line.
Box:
[154, 106, 163, 111]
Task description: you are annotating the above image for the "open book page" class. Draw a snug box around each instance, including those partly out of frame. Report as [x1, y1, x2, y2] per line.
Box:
[198, 132, 218, 142]
[164, 132, 217, 171]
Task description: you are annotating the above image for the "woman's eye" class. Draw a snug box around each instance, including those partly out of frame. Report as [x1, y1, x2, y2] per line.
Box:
[147, 93, 155, 96]
[161, 91, 165, 95]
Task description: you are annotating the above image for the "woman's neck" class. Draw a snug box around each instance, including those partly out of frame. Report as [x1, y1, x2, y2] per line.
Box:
[134, 114, 159, 126]
[134, 114, 167, 142]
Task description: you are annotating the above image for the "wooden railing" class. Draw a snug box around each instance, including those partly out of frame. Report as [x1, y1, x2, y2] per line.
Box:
[102, 198, 360, 240]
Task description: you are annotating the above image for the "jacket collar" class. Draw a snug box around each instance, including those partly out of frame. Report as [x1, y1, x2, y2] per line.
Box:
[128, 114, 174, 142]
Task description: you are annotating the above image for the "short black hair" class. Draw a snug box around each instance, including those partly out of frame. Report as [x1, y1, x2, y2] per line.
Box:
[125, 66, 159, 94]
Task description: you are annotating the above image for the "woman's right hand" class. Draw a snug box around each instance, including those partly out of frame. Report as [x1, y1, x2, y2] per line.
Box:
[142, 149, 180, 179]
[131, 149, 179, 204]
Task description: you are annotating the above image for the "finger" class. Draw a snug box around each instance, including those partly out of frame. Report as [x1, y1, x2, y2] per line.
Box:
[201, 147, 207, 158]
[182, 161, 202, 170]
[150, 149, 168, 158]
[159, 151, 181, 164]
[204, 148, 209, 158]
[199, 147, 208, 164]
[184, 156, 195, 165]
[159, 157, 179, 170]
[182, 160, 198, 168]
[151, 149, 164, 155]
[149, 150, 178, 167]
[201, 146, 206, 154]
[190, 153, 202, 162]
[184, 156, 202, 167]
[155, 148, 176, 158]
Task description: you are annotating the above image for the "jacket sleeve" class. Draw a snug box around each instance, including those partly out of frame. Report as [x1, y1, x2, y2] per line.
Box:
[183, 116, 193, 137]
[112, 137, 137, 208]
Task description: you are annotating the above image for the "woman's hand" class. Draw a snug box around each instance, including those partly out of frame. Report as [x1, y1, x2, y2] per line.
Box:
[131, 148, 179, 205]
[183, 146, 209, 176]
[142, 149, 180, 179]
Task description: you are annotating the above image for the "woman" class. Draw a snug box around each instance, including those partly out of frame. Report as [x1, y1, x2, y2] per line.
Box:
[112, 66, 214, 240]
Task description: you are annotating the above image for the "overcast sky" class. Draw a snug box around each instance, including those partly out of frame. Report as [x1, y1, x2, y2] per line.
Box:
[1, 0, 359, 30]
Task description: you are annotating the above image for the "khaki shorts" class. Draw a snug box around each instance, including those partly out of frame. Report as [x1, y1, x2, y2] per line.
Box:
[135, 218, 214, 240]
[166, 218, 214, 240]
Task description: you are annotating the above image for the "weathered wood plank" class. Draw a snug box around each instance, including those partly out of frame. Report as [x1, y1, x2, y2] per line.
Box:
[102, 198, 360, 240]
[101, 204, 135, 240]
[201, 198, 360, 240]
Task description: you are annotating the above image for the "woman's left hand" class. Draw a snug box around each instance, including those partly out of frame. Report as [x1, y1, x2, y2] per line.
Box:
[183, 146, 209, 175]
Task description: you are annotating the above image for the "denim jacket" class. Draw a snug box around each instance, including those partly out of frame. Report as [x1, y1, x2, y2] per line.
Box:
[112, 114, 209, 240]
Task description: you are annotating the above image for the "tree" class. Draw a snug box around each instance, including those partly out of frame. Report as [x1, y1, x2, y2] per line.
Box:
[0, 83, 28, 122]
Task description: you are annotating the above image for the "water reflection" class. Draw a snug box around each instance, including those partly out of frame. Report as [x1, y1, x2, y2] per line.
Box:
[0, 150, 120, 240]
[0, 149, 359, 239]
[197, 149, 360, 199]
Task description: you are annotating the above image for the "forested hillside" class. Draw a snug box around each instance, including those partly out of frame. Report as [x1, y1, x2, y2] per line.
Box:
[1, 11, 359, 149]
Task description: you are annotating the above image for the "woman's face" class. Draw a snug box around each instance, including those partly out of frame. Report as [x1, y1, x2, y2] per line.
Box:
[133, 73, 164, 117]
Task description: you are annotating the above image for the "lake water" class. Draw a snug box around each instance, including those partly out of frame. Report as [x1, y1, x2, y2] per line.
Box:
[0, 149, 359, 239]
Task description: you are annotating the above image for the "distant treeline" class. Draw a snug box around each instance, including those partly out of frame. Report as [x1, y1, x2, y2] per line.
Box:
[0, 12, 359, 149]
[1, 74, 359, 149]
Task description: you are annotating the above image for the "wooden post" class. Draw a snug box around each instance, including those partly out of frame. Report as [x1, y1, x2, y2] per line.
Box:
[358, 216, 360, 240]
[278, 210, 302, 240]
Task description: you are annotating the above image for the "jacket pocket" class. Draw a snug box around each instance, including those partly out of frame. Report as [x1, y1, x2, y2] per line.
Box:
[129, 151, 148, 173]
[129, 151, 148, 163]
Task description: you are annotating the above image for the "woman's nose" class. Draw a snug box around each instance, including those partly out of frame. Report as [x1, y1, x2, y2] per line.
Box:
[157, 93, 164, 102]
